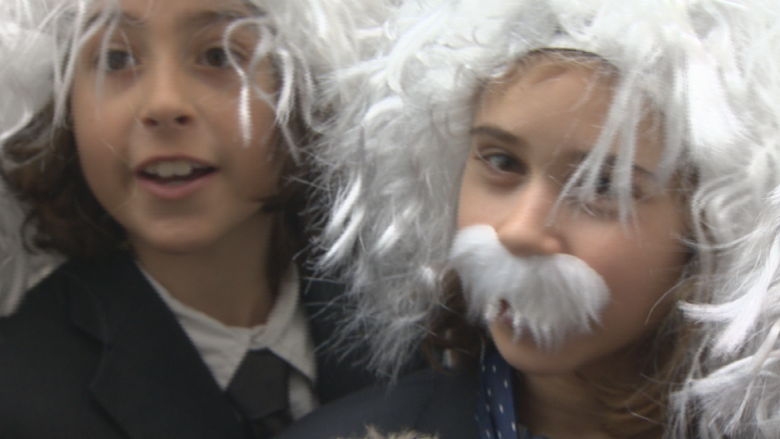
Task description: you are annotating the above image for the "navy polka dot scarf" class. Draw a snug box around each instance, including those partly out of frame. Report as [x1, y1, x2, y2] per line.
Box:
[477, 349, 547, 439]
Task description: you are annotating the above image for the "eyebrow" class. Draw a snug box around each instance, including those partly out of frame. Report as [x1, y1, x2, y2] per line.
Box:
[471, 125, 656, 178]
[469, 125, 522, 146]
[601, 155, 655, 180]
[568, 150, 656, 181]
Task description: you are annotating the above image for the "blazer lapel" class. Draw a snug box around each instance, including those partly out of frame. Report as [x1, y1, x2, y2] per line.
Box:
[301, 277, 429, 404]
[64, 253, 246, 439]
[299, 277, 377, 403]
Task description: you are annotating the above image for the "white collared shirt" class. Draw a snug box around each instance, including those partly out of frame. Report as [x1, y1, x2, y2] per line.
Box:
[139, 264, 318, 420]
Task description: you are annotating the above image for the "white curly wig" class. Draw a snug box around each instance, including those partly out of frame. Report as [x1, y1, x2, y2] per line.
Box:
[312, 0, 780, 436]
[0, 0, 392, 314]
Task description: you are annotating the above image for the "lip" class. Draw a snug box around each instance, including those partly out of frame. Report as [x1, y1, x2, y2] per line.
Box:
[135, 156, 217, 201]
[496, 300, 515, 329]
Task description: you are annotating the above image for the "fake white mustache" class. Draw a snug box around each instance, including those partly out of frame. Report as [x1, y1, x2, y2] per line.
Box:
[449, 225, 611, 350]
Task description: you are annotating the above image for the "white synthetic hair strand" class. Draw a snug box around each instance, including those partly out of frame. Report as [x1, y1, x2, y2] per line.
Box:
[338, 426, 438, 439]
[0, 0, 82, 315]
[0, 0, 394, 316]
[672, 187, 780, 438]
[312, 0, 780, 436]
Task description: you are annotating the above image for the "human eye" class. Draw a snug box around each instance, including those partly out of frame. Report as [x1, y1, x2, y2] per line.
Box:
[594, 172, 615, 196]
[103, 49, 138, 71]
[200, 45, 247, 68]
[565, 176, 617, 218]
[90, 28, 138, 72]
[201, 46, 231, 67]
[567, 169, 646, 218]
[474, 148, 525, 175]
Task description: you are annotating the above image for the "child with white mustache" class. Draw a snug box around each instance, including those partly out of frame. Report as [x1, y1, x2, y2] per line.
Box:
[447, 52, 691, 438]
[285, 1, 780, 438]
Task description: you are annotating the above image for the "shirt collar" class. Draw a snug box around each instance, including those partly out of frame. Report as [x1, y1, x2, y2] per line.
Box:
[478, 349, 546, 439]
[139, 263, 316, 390]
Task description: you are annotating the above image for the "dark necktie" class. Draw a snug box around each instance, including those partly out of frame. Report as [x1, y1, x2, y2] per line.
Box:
[226, 349, 293, 439]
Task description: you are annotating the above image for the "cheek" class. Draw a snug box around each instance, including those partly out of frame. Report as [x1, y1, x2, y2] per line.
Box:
[72, 105, 131, 211]
[244, 147, 279, 192]
[578, 227, 688, 328]
[75, 137, 126, 208]
[72, 86, 119, 191]
[248, 107, 277, 152]
[208, 92, 279, 198]
[456, 190, 473, 229]
[245, 61, 278, 141]
[231, 130, 282, 199]
[457, 170, 490, 229]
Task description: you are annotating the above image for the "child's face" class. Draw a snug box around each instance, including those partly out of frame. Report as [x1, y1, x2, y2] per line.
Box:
[457, 58, 690, 375]
[71, 0, 280, 255]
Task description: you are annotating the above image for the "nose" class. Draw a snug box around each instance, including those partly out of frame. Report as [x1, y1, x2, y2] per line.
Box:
[138, 58, 196, 129]
[495, 177, 564, 257]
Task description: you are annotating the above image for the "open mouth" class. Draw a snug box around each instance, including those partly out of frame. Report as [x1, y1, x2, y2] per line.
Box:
[138, 160, 216, 186]
[497, 300, 514, 326]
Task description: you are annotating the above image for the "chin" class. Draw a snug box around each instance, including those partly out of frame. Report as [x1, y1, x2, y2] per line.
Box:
[489, 320, 592, 376]
[129, 227, 223, 257]
[141, 240, 212, 256]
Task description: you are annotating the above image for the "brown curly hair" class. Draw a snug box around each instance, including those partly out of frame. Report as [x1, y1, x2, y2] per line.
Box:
[1, 104, 124, 260]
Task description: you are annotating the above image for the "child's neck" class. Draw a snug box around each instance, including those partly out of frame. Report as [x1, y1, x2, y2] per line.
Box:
[516, 349, 652, 439]
[132, 215, 278, 328]
[517, 372, 610, 439]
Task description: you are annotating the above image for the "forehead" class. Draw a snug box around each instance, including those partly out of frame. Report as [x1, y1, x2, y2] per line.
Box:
[475, 56, 665, 172]
[478, 57, 614, 124]
[92, 0, 256, 26]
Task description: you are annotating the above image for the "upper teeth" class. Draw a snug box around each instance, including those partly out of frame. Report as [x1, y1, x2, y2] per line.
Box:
[144, 160, 206, 178]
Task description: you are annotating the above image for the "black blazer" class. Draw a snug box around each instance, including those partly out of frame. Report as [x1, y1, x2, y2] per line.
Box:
[0, 252, 377, 439]
[277, 367, 479, 439]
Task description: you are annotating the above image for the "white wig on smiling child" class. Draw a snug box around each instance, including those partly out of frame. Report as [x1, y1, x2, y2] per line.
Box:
[0, 0, 391, 312]
[311, 0, 780, 437]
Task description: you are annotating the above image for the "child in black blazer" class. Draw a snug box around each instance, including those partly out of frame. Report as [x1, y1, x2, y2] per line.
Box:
[0, 1, 391, 438]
